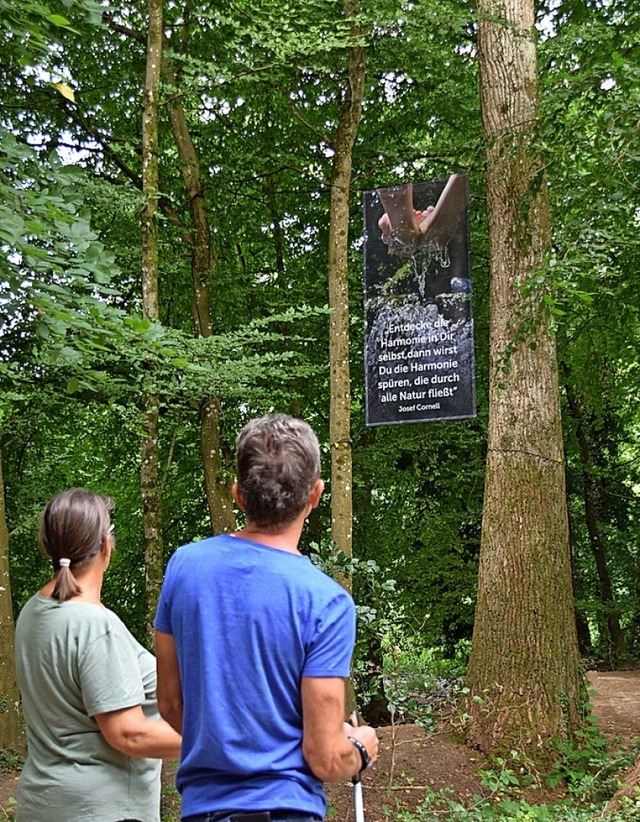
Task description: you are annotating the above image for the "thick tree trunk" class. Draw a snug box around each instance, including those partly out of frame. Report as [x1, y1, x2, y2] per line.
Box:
[465, 0, 581, 755]
[141, 0, 164, 643]
[0, 445, 22, 749]
[163, 58, 235, 534]
[328, 8, 365, 569]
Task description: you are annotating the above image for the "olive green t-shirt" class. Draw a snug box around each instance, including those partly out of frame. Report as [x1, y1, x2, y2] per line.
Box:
[15, 594, 162, 822]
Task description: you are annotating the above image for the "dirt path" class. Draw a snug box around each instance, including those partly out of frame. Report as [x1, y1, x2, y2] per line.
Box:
[587, 669, 640, 739]
[327, 671, 640, 821]
[2, 670, 640, 820]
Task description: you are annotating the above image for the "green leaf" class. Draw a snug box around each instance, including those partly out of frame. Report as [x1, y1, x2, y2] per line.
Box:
[46, 13, 73, 26]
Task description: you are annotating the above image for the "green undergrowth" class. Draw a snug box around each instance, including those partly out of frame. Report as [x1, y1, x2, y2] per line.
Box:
[381, 678, 640, 822]
[385, 732, 640, 822]
[0, 750, 22, 775]
[160, 779, 181, 822]
[388, 790, 640, 821]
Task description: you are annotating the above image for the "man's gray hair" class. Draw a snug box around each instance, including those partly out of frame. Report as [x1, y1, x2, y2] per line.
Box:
[236, 414, 321, 530]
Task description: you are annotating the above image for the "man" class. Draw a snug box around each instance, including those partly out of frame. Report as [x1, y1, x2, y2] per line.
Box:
[155, 414, 379, 822]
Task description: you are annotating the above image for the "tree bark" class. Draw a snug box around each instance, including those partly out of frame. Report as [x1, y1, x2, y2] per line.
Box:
[141, 400, 163, 642]
[327, 2, 365, 719]
[464, 0, 581, 756]
[0, 443, 22, 749]
[328, 3, 365, 572]
[162, 57, 235, 534]
[141, 0, 164, 643]
[200, 397, 235, 532]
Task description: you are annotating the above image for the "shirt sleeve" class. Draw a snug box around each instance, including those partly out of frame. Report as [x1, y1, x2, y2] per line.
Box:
[302, 590, 356, 679]
[154, 553, 176, 635]
[78, 627, 146, 717]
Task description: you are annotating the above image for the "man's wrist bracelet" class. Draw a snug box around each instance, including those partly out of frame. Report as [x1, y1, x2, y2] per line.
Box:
[348, 735, 372, 773]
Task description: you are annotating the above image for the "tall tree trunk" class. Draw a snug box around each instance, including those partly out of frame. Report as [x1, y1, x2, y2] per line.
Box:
[566, 463, 594, 657]
[102, 14, 235, 544]
[200, 397, 235, 532]
[565, 385, 626, 665]
[328, 2, 365, 719]
[328, 4, 365, 569]
[465, 0, 581, 756]
[162, 57, 235, 534]
[141, 0, 164, 643]
[0, 443, 22, 749]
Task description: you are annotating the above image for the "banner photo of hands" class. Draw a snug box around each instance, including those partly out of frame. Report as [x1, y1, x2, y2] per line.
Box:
[363, 174, 476, 427]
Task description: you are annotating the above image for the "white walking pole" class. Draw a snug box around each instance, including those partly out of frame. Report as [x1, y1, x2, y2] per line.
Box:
[353, 776, 365, 822]
[349, 711, 366, 822]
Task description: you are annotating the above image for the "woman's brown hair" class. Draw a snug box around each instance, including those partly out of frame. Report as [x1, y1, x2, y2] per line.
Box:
[39, 488, 113, 602]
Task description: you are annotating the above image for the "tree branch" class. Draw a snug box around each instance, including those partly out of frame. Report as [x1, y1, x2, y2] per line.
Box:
[288, 99, 333, 148]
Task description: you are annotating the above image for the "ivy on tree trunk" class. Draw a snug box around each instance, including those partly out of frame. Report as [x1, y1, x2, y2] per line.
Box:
[464, 0, 582, 757]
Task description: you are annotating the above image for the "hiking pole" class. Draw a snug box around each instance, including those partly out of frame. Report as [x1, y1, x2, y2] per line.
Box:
[353, 773, 364, 822]
[349, 711, 365, 822]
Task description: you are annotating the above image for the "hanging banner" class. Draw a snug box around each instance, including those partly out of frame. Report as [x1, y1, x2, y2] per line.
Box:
[363, 174, 476, 426]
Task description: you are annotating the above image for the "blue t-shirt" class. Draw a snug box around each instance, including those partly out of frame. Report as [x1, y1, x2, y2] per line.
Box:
[154, 534, 355, 819]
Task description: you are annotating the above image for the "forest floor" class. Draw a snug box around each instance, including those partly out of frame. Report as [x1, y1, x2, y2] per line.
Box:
[1, 671, 639, 821]
[321, 670, 640, 821]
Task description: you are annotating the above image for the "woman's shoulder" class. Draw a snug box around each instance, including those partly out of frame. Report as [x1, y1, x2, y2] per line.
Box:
[102, 606, 138, 638]
[102, 608, 152, 656]
[20, 593, 106, 622]
[17, 596, 117, 655]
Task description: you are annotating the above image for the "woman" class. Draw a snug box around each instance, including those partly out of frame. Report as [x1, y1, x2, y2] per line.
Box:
[15, 488, 181, 822]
